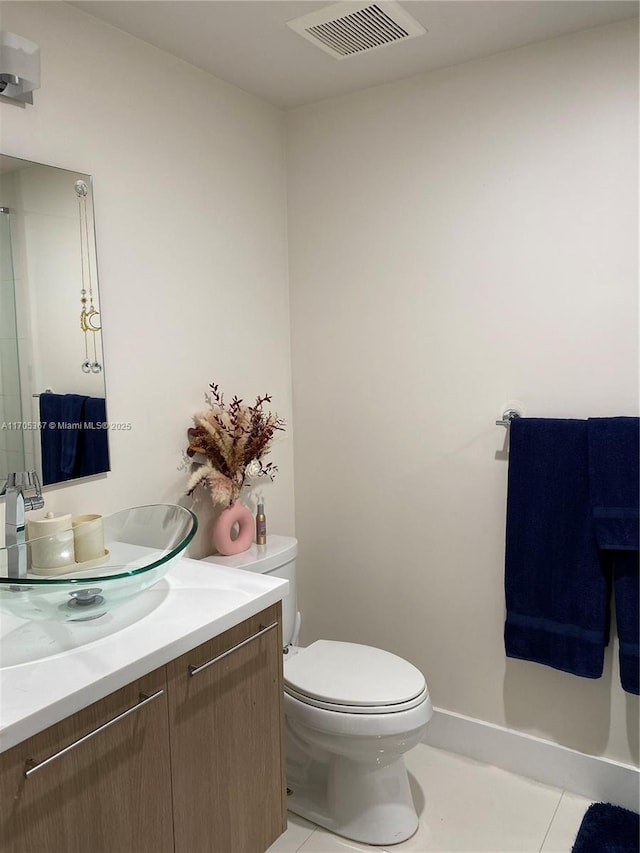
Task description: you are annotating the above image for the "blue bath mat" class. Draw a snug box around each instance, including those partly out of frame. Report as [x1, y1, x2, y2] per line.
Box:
[572, 803, 639, 853]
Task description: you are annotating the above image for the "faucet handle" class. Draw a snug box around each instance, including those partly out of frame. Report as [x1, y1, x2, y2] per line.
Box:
[24, 471, 44, 511]
[1, 471, 44, 510]
[7, 471, 40, 489]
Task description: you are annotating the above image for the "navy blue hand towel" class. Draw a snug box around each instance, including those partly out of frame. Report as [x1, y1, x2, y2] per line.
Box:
[79, 397, 110, 477]
[39, 393, 69, 485]
[40, 393, 87, 486]
[39, 393, 108, 484]
[612, 552, 640, 695]
[587, 417, 639, 550]
[504, 418, 609, 679]
[60, 394, 88, 477]
[587, 417, 639, 695]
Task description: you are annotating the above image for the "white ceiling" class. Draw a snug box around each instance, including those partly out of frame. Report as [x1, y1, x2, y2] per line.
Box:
[70, 1, 639, 109]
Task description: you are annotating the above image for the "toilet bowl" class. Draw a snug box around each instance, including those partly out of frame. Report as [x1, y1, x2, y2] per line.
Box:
[284, 639, 432, 845]
[201, 536, 432, 846]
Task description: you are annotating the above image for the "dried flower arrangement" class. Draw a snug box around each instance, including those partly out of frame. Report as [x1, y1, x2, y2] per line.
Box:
[186, 382, 285, 508]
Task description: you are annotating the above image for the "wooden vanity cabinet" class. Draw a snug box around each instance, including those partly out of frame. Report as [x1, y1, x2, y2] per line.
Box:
[0, 602, 286, 853]
[0, 667, 172, 853]
[167, 602, 287, 853]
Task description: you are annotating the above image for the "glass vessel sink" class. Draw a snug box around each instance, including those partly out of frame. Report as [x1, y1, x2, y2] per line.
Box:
[0, 504, 197, 622]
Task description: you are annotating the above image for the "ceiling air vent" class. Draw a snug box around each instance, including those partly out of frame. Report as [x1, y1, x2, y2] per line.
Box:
[286, 1, 426, 60]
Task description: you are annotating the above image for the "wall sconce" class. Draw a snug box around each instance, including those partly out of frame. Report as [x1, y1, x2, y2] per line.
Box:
[0, 32, 40, 105]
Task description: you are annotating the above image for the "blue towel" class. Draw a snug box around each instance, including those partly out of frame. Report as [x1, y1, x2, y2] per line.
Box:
[39, 393, 64, 485]
[613, 552, 640, 695]
[504, 418, 609, 679]
[39, 393, 109, 484]
[79, 397, 110, 477]
[39, 393, 87, 484]
[60, 394, 88, 477]
[587, 417, 639, 695]
[587, 417, 639, 550]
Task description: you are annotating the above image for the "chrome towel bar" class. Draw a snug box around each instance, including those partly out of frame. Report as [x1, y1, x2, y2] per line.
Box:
[496, 409, 522, 428]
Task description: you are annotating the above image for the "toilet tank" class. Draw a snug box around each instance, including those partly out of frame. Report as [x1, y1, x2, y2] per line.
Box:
[200, 535, 298, 647]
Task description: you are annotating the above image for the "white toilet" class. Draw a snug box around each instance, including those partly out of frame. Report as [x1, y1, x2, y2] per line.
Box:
[202, 536, 432, 846]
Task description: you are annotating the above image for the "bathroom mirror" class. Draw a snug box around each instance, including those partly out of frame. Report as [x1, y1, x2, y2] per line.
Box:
[0, 154, 109, 488]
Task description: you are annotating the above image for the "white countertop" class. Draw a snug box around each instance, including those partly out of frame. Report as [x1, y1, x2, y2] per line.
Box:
[0, 556, 288, 753]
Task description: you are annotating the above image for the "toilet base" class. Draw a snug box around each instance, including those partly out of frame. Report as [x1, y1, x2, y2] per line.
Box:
[286, 740, 419, 846]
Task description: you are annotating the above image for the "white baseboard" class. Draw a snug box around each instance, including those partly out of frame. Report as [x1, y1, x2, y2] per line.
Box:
[423, 707, 639, 813]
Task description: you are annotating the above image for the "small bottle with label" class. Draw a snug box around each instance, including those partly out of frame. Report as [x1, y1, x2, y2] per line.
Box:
[256, 501, 267, 545]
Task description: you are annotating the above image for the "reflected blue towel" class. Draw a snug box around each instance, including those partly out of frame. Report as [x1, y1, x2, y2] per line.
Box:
[39, 393, 108, 484]
[60, 394, 88, 477]
[39, 393, 64, 485]
[504, 419, 609, 679]
[38, 393, 88, 484]
[79, 397, 110, 477]
[588, 417, 639, 695]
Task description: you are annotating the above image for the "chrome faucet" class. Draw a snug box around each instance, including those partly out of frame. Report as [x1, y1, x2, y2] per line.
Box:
[1, 471, 45, 579]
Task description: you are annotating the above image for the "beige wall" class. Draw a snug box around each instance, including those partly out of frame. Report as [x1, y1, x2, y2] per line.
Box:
[286, 20, 639, 764]
[1, 2, 637, 766]
[0, 1, 295, 553]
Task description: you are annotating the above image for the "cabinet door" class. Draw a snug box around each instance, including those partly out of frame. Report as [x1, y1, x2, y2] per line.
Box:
[0, 668, 173, 853]
[168, 602, 287, 853]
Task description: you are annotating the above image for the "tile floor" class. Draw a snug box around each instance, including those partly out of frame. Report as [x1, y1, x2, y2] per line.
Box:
[267, 744, 592, 853]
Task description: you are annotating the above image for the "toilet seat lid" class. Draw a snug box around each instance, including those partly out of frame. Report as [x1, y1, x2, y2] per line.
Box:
[283, 640, 426, 709]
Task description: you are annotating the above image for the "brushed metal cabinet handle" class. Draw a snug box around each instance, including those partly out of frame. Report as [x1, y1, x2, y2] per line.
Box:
[24, 689, 165, 778]
[189, 621, 278, 677]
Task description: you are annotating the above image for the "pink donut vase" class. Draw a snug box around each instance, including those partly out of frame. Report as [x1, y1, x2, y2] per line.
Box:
[212, 501, 254, 556]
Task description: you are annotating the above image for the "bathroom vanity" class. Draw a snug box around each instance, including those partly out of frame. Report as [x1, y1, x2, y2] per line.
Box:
[0, 557, 289, 853]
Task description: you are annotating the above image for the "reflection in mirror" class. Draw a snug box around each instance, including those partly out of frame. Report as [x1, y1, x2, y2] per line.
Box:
[0, 154, 109, 487]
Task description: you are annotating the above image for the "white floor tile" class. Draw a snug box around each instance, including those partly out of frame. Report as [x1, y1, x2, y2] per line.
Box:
[405, 744, 564, 851]
[295, 826, 378, 852]
[267, 812, 317, 853]
[293, 744, 565, 853]
[539, 791, 593, 853]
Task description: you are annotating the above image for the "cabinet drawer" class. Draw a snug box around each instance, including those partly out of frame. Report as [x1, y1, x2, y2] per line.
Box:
[0, 667, 173, 853]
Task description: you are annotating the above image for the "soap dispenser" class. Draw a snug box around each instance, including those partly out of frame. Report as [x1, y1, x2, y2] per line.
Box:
[255, 501, 267, 545]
